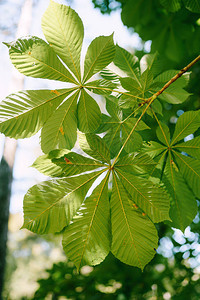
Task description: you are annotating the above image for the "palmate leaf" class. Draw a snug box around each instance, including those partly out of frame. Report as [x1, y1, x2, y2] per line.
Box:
[62, 173, 111, 270]
[0, 89, 72, 138]
[173, 136, 200, 159]
[42, 0, 84, 82]
[1, 1, 116, 153]
[77, 89, 101, 133]
[86, 79, 117, 95]
[29, 133, 170, 269]
[22, 172, 100, 234]
[41, 91, 78, 153]
[111, 174, 158, 270]
[183, 0, 200, 12]
[173, 152, 200, 199]
[151, 84, 191, 104]
[115, 169, 170, 223]
[32, 148, 107, 178]
[32, 149, 71, 177]
[164, 155, 197, 231]
[96, 96, 149, 157]
[115, 152, 156, 176]
[79, 133, 111, 164]
[112, 49, 191, 108]
[171, 110, 200, 144]
[144, 111, 200, 230]
[114, 44, 140, 83]
[83, 34, 115, 83]
[160, 0, 182, 12]
[4, 37, 77, 84]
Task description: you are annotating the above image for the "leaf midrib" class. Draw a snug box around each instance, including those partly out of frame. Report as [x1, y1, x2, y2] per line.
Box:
[113, 172, 142, 269]
[0, 89, 75, 124]
[77, 171, 110, 270]
[11, 46, 78, 84]
[116, 169, 165, 219]
[23, 170, 104, 229]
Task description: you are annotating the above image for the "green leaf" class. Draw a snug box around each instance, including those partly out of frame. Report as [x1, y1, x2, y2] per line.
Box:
[142, 141, 167, 159]
[77, 89, 101, 133]
[52, 151, 106, 176]
[86, 79, 117, 95]
[115, 152, 156, 176]
[173, 151, 200, 198]
[111, 173, 158, 270]
[157, 85, 191, 104]
[83, 34, 115, 82]
[100, 68, 120, 83]
[79, 133, 110, 164]
[140, 53, 159, 75]
[22, 172, 99, 234]
[5, 36, 76, 83]
[124, 124, 144, 152]
[120, 77, 142, 95]
[151, 99, 163, 116]
[164, 154, 197, 231]
[140, 69, 154, 92]
[0, 89, 71, 138]
[184, 0, 200, 12]
[160, 0, 182, 12]
[173, 136, 200, 159]
[41, 91, 79, 153]
[103, 126, 122, 157]
[143, 115, 199, 231]
[32, 149, 70, 177]
[114, 44, 140, 83]
[42, 0, 84, 82]
[154, 70, 190, 88]
[116, 169, 170, 223]
[98, 98, 149, 157]
[105, 96, 122, 120]
[62, 173, 111, 270]
[171, 111, 200, 145]
[156, 122, 170, 146]
[32, 150, 105, 178]
[121, 123, 143, 153]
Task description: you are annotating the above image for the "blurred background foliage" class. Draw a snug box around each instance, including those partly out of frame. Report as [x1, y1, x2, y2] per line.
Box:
[3, 212, 200, 299]
[1, 0, 200, 299]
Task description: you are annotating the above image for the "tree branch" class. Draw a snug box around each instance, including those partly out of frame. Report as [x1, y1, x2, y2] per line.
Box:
[111, 55, 200, 168]
[145, 55, 200, 104]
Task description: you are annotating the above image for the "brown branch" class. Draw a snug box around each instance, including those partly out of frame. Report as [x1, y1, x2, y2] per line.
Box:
[146, 55, 200, 104]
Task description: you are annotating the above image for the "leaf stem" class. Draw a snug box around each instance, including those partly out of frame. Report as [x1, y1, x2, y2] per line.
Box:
[84, 85, 145, 101]
[111, 55, 200, 168]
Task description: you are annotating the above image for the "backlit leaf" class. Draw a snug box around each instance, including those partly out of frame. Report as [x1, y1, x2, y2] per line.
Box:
[83, 34, 115, 82]
[111, 174, 158, 270]
[0, 89, 72, 138]
[42, 0, 84, 81]
[62, 173, 111, 269]
[4, 37, 76, 83]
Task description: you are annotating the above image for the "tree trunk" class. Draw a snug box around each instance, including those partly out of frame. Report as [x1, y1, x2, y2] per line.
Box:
[0, 158, 12, 299]
[0, 1, 32, 298]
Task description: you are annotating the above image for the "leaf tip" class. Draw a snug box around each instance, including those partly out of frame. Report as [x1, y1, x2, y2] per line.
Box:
[20, 224, 26, 230]
[2, 42, 10, 48]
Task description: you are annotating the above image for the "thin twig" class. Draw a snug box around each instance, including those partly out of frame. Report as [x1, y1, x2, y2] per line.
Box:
[145, 55, 200, 104]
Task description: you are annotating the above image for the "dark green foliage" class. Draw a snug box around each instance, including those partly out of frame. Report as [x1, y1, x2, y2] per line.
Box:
[33, 222, 200, 299]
